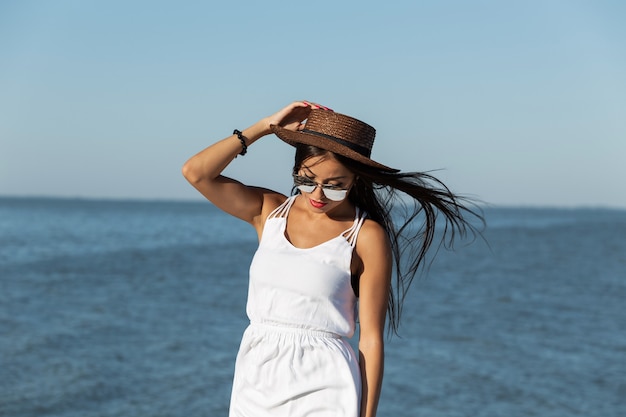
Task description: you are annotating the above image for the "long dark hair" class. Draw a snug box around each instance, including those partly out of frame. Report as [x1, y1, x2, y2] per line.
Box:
[293, 144, 484, 335]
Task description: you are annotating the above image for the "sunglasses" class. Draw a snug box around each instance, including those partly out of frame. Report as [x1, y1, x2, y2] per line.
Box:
[293, 174, 350, 201]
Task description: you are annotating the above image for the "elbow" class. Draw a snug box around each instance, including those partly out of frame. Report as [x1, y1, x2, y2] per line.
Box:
[359, 335, 385, 355]
[181, 159, 200, 184]
[181, 159, 191, 178]
[181, 160, 192, 179]
[181, 154, 199, 182]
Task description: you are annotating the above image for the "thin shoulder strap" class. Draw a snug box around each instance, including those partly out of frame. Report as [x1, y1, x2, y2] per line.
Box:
[267, 195, 297, 219]
[344, 207, 367, 248]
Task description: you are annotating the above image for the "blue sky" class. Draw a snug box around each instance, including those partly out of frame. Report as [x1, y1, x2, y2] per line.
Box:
[1, 0, 625, 207]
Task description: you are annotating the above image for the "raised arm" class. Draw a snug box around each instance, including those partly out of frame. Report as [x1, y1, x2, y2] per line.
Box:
[181, 101, 312, 227]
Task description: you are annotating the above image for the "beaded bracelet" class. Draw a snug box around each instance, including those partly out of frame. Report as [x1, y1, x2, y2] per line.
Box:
[233, 129, 248, 156]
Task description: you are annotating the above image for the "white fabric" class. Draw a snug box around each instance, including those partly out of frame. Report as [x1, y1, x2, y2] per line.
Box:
[229, 196, 366, 417]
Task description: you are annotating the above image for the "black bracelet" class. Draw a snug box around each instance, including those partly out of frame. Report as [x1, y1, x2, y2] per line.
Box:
[233, 129, 248, 156]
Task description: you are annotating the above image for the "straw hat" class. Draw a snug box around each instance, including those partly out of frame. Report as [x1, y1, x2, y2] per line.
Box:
[270, 109, 398, 172]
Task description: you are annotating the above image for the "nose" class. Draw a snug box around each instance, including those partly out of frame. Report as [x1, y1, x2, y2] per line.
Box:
[311, 184, 325, 199]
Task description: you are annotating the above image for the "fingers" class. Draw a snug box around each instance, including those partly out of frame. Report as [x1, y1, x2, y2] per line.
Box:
[267, 100, 333, 132]
[302, 100, 333, 112]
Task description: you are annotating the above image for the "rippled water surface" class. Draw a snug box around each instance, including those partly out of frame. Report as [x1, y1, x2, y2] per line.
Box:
[1, 198, 624, 416]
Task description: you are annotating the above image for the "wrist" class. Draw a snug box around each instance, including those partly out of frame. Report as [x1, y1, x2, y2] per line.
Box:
[255, 117, 273, 136]
[239, 118, 271, 145]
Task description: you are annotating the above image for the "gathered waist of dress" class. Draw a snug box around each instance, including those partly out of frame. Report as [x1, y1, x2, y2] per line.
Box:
[249, 321, 342, 339]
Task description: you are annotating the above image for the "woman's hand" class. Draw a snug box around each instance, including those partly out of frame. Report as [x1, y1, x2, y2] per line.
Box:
[264, 100, 332, 134]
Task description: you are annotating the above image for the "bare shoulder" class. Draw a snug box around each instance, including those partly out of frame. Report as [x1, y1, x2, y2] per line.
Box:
[251, 189, 289, 235]
[259, 190, 289, 218]
[356, 219, 391, 254]
[353, 219, 392, 278]
[354, 219, 392, 307]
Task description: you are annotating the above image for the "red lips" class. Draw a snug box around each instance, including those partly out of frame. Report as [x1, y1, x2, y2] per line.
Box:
[309, 199, 327, 209]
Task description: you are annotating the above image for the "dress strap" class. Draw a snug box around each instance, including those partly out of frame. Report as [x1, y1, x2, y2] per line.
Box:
[267, 195, 297, 219]
[343, 207, 367, 248]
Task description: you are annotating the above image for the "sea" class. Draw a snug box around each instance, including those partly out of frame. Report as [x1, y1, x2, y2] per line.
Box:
[1, 197, 624, 417]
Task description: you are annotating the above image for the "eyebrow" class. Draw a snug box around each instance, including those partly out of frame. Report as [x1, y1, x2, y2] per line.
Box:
[301, 167, 348, 182]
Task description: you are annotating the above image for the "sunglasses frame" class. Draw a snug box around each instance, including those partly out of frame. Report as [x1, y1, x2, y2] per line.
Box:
[292, 174, 350, 201]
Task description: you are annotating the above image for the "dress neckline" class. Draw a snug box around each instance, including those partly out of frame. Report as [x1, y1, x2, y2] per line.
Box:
[274, 195, 361, 251]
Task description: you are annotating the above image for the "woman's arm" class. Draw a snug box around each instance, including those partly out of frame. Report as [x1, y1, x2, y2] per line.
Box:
[356, 221, 392, 417]
[181, 101, 312, 227]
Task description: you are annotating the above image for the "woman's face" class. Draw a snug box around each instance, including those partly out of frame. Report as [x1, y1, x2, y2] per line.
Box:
[295, 154, 356, 213]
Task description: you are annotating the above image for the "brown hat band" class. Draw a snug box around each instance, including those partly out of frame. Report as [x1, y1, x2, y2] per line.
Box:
[301, 129, 371, 158]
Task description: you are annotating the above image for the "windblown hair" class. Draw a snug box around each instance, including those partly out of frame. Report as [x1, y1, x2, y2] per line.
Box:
[293, 144, 484, 335]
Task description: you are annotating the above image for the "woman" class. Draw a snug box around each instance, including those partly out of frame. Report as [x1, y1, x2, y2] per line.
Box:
[182, 101, 479, 417]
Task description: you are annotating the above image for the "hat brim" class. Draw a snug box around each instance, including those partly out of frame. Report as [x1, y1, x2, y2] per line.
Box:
[270, 125, 399, 173]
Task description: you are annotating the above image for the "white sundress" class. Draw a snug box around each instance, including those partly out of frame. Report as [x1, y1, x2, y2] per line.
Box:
[229, 195, 366, 417]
